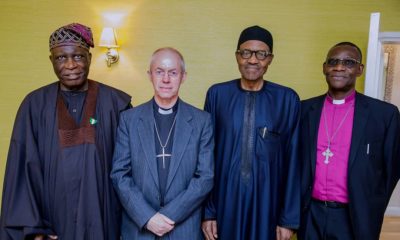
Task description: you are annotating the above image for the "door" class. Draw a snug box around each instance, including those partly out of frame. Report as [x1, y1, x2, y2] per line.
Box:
[365, 12, 400, 216]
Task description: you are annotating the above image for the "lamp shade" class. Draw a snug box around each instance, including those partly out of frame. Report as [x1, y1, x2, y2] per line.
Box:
[99, 27, 119, 48]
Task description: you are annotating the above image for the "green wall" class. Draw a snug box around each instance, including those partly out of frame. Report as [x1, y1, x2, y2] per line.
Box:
[1, 0, 399, 204]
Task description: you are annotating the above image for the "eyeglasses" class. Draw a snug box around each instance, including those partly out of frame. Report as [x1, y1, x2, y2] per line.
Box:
[236, 49, 272, 60]
[152, 69, 181, 78]
[325, 58, 361, 68]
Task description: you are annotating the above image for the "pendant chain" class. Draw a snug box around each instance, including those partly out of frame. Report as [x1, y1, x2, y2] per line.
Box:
[154, 117, 177, 169]
[154, 117, 177, 148]
[323, 103, 353, 147]
[322, 102, 353, 164]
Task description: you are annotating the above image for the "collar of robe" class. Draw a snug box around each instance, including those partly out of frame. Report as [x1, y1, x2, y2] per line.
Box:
[57, 80, 98, 147]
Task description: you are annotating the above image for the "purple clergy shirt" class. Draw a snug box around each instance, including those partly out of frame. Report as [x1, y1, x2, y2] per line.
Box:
[312, 91, 355, 203]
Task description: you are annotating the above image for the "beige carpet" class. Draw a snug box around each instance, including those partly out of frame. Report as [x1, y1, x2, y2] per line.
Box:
[380, 217, 400, 240]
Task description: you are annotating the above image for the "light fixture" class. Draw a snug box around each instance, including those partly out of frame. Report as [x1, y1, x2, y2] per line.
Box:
[99, 27, 119, 67]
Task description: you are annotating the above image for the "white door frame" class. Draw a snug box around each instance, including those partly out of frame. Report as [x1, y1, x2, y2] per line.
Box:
[365, 12, 400, 216]
[365, 13, 400, 98]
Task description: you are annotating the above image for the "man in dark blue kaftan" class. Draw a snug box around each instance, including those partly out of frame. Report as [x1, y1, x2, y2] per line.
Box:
[202, 26, 301, 240]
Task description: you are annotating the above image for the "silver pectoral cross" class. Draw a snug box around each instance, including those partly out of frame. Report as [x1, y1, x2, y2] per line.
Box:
[322, 148, 333, 164]
[156, 147, 171, 168]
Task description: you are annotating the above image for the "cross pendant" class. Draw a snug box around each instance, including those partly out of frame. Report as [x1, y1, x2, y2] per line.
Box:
[322, 148, 333, 164]
[156, 147, 172, 168]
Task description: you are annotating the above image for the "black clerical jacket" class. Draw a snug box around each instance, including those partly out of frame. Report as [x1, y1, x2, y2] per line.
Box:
[299, 92, 400, 240]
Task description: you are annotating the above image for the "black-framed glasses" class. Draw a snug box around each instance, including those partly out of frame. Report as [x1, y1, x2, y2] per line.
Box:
[236, 49, 272, 60]
[325, 58, 361, 68]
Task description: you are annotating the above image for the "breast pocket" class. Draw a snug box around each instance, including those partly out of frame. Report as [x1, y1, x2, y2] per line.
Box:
[255, 126, 281, 162]
[365, 138, 386, 196]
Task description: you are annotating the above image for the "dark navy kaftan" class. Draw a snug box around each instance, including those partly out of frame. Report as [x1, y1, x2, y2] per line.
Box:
[204, 79, 301, 240]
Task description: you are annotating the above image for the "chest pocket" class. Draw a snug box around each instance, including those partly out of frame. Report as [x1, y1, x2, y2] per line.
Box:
[255, 127, 281, 162]
[365, 138, 386, 196]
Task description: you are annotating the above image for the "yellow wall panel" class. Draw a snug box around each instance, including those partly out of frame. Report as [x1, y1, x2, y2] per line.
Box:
[1, 0, 399, 204]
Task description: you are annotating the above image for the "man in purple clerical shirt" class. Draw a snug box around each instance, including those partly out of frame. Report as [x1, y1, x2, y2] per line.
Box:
[299, 42, 400, 240]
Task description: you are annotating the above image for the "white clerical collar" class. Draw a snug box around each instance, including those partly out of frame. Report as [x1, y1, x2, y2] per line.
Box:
[332, 99, 345, 105]
[158, 107, 173, 115]
[326, 90, 356, 105]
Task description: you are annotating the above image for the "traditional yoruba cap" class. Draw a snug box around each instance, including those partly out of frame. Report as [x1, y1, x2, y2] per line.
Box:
[237, 25, 273, 52]
[49, 23, 94, 50]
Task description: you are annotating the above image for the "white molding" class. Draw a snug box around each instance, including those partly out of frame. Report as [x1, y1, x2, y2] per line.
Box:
[385, 207, 400, 216]
[365, 12, 381, 99]
[379, 32, 400, 42]
[364, 14, 400, 100]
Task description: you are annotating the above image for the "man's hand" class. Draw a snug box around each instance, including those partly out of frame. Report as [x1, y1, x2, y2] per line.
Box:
[146, 213, 175, 236]
[276, 226, 294, 240]
[202, 220, 218, 240]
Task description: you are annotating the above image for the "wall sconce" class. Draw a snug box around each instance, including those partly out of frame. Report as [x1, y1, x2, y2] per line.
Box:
[99, 27, 119, 67]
